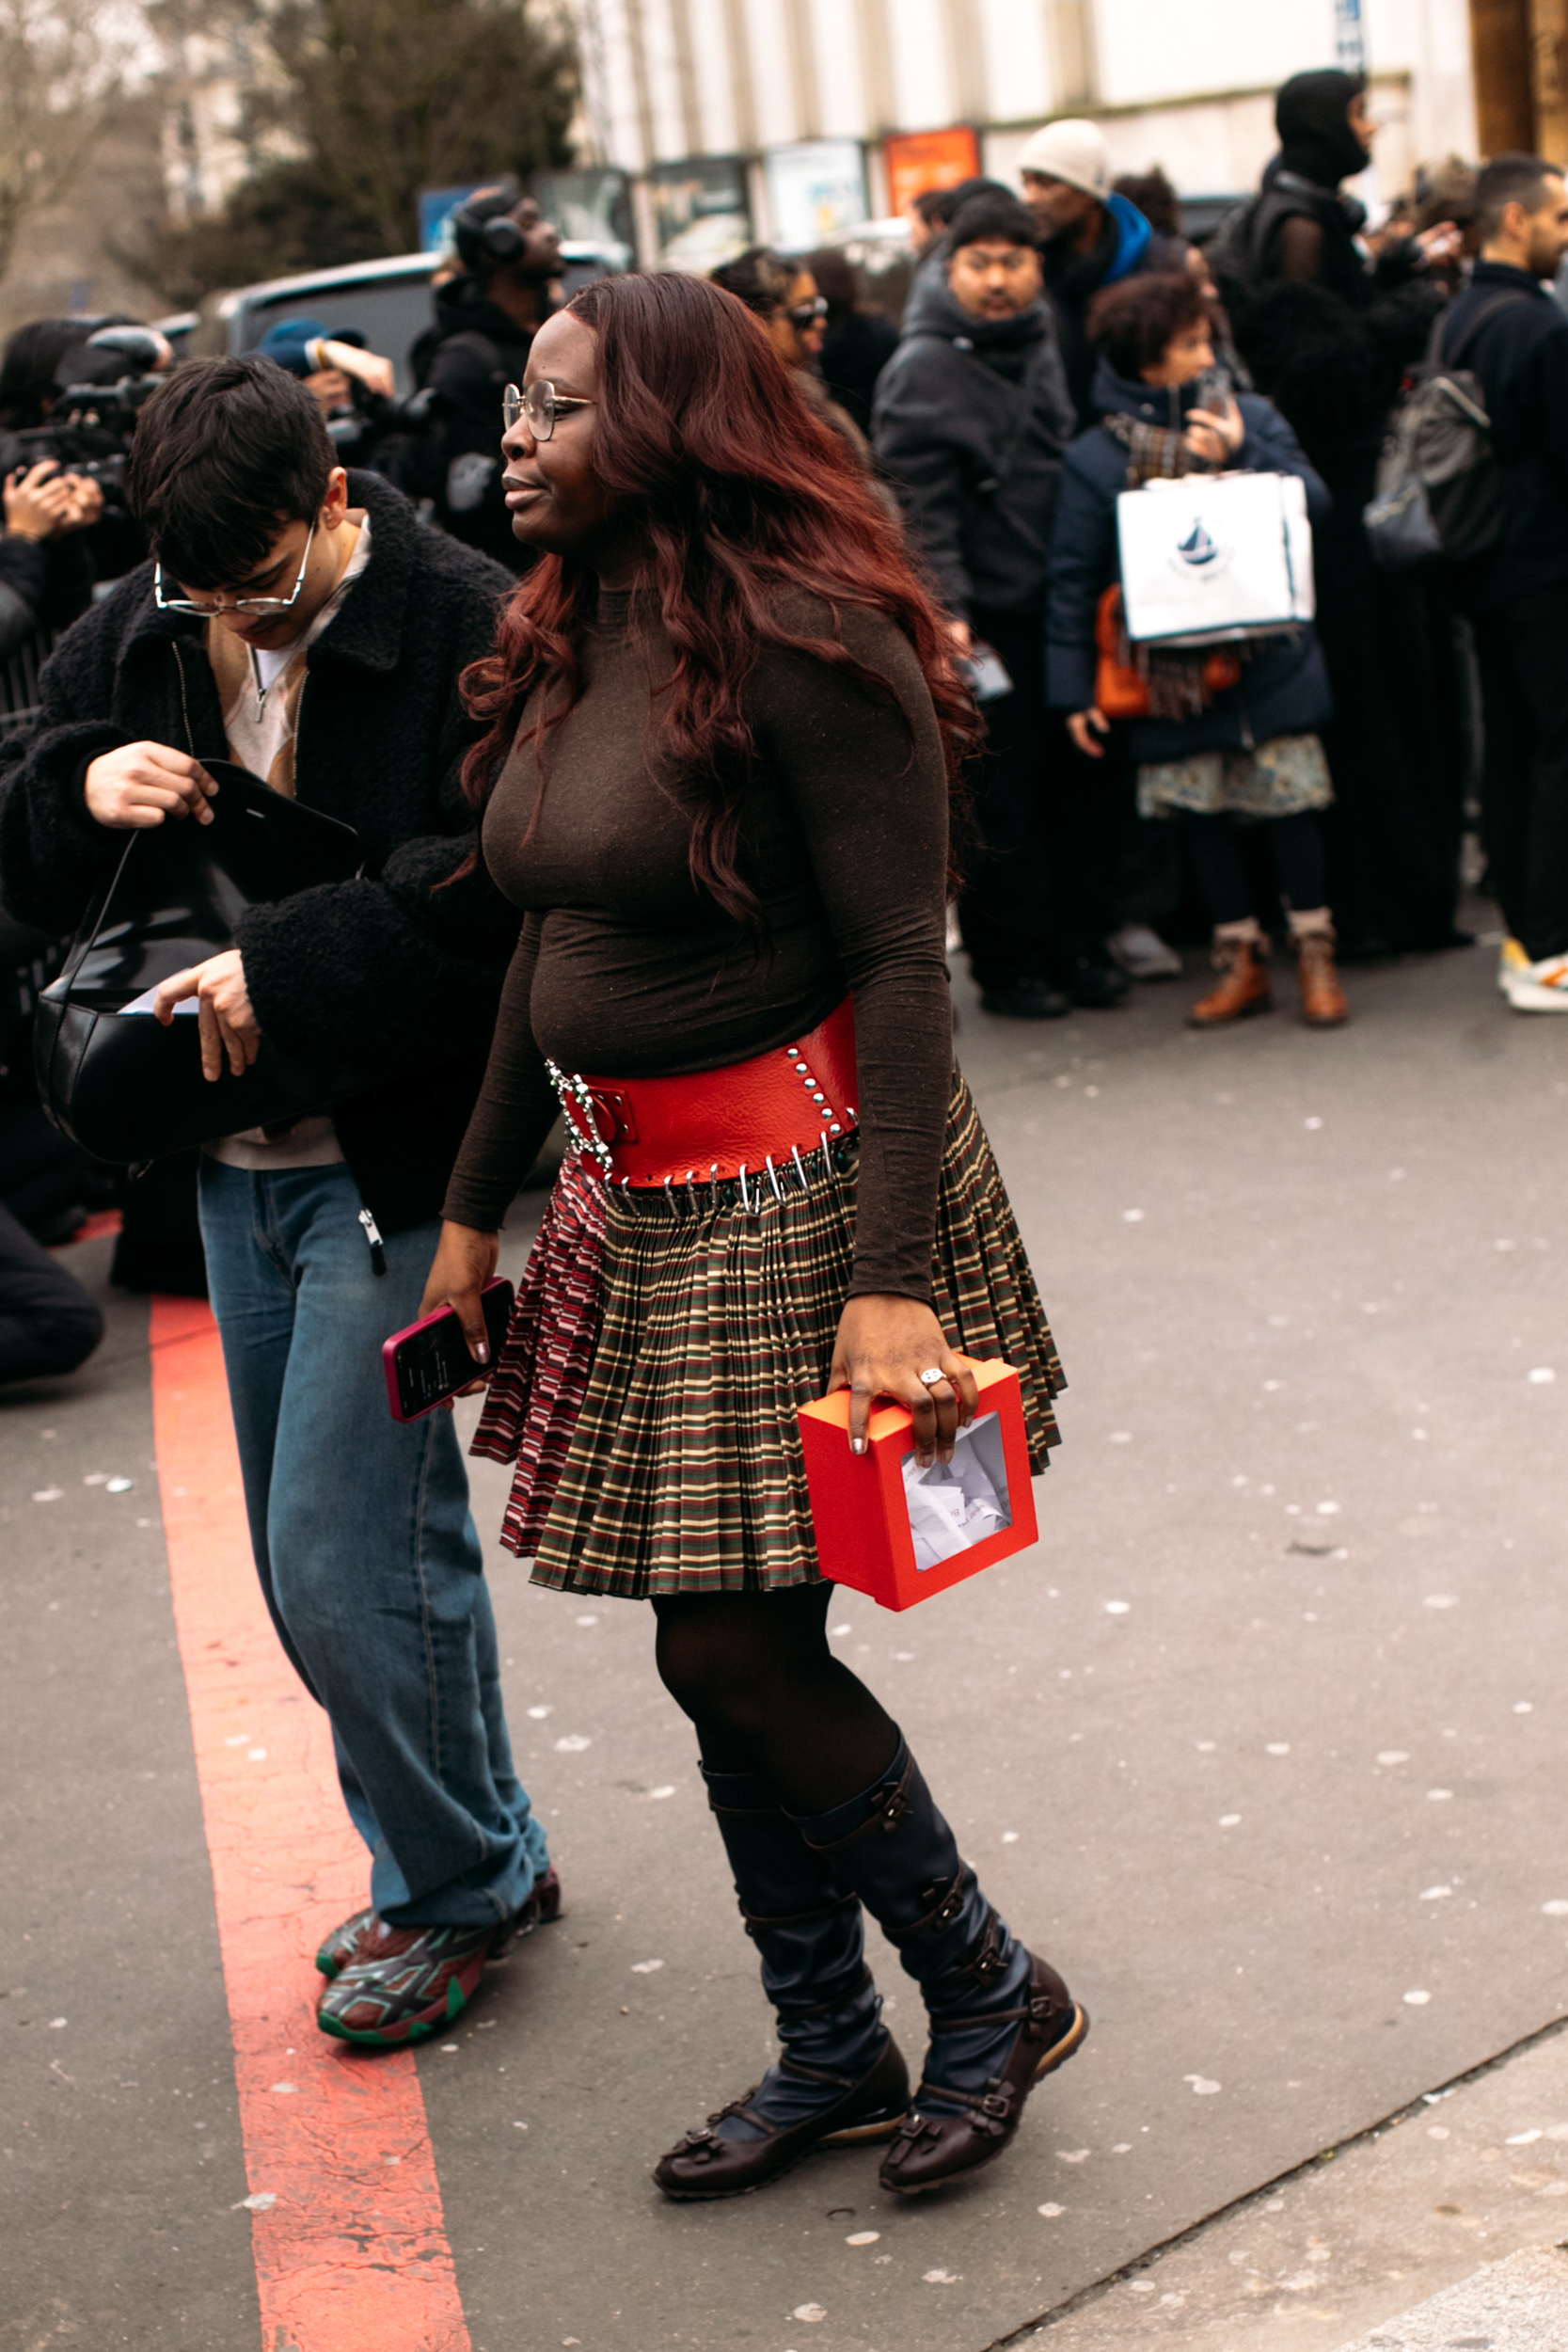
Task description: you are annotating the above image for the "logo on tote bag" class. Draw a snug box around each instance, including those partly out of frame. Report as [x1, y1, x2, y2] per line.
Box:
[1175, 519, 1221, 568]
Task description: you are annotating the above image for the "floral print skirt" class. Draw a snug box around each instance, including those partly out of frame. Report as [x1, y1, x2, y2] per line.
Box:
[1137, 732, 1334, 824]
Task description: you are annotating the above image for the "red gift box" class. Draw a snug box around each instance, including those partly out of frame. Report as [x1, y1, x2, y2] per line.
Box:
[798, 1357, 1038, 1612]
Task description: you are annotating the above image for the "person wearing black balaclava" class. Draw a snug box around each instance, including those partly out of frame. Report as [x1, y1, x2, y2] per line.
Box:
[1213, 69, 1469, 961]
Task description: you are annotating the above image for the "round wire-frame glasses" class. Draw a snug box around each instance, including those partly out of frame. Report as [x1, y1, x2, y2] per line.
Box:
[154, 518, 318, 618]
[501, 380, 594, 439]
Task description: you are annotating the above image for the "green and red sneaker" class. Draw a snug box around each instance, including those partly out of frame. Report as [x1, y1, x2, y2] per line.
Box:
[315, 1907, 375, 1979]
[315, 1868, 562, 2046]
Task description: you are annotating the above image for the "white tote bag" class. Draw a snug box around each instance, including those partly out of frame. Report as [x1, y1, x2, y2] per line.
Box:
[1116, 471, 1315, 647]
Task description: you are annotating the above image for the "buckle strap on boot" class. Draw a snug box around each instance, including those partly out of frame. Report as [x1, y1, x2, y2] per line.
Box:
[739, 1891, 860, 1935]
[958, 1908, 1009, 1984]
[673, 2053, 865, 2162]
[797, 1749, 915, 1857]
[879, 1864, 972, 1950]
[707, 1794, 786, 1822]
[913, 2074, 1018, 2139]
[930, 1981, 1070, 2042]
[889, 2073, 1016, 2155]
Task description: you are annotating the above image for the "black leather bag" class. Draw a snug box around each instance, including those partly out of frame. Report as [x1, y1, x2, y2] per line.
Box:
[36, 759, 366, 1162]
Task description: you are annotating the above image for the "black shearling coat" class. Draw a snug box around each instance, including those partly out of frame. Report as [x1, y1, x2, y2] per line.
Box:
[0, 469, 519, 1233]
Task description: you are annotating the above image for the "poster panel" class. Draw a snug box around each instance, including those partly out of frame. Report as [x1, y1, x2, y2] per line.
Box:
[882, 127, 982, 223]
[646, 155, 752, 272]
[765, 138, 870, 250]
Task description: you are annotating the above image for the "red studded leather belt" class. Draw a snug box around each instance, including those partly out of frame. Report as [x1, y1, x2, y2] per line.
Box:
[547, 996, 859, 1192]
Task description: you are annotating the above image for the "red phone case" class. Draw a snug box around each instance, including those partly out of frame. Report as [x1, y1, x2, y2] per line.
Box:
[383, 1277, 514, 1422]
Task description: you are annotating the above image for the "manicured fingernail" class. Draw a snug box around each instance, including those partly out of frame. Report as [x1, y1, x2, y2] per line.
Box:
[474, 1343, 489, 1364]
[850, 1438, 867, 1455]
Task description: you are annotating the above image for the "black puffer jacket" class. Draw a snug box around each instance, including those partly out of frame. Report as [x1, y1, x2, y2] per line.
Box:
[872, 270, 1075, 620]
[0, 470, 519, 1232]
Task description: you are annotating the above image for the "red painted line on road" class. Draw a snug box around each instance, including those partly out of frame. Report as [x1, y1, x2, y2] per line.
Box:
[150, 1296, 471, 2352]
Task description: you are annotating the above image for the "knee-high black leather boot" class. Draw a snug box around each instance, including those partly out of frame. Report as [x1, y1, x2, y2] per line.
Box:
[652, 1766, 909, 2199]
[791, 1738, 1087, 2195]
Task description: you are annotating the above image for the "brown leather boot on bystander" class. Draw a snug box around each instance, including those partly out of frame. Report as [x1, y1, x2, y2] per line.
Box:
[1188, 937, 1272, 1027]
[1296, 931, 1349, 1026]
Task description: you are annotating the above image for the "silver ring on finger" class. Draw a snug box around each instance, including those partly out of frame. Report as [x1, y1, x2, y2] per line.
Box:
[918, 1367, 945, 1387]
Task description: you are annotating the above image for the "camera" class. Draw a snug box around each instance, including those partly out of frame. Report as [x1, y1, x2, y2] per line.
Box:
[0, 326, 174, 586]
[325, 380, 448, 496]
[53, 325, 168, 428]
[1, 326, 168, 522]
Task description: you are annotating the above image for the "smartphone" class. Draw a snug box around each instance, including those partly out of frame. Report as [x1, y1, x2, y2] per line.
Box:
[959, 642, 1014, 703]
[383, 1278, 515, 1422]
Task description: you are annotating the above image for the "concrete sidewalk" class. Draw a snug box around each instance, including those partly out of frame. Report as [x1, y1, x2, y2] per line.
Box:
[1019, 2012, 1568, 2346]
[5, 925, 1568, 2351]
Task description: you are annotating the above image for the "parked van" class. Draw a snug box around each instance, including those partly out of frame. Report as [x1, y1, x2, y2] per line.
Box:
[183, 242, 625, 389]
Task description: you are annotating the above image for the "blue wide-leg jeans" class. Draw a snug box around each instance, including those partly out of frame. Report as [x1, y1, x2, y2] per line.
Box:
[198, 1157, 548, 1927]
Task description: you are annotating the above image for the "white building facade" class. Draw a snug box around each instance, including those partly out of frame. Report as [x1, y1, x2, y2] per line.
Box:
[567, 0, 1482, 262]
[151, 0, 299, 223]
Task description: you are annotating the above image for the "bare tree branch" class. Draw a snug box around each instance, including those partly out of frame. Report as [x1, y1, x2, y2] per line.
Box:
[0, 0, 139, 285]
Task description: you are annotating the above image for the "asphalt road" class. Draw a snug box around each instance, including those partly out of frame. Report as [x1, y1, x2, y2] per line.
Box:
[5, 923, 1566, 2352]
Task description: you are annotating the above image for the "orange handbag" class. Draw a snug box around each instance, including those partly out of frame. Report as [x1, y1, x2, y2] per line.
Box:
[1094, 584, 1241, 720]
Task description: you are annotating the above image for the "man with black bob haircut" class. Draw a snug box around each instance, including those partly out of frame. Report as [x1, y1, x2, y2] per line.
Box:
[414, 185, 562, 572]
[0, 356, 560, 2044]
[1441, 153, 1568, 1011]
[875, 187, 1126, 1020]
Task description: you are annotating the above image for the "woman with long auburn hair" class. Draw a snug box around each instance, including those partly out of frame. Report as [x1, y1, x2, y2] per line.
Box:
[420, 269, 1086, 2200]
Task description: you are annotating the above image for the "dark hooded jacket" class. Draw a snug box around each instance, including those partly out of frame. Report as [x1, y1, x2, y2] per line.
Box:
[1214, 71, 1444, 463]
[872, 269, 1074, 620]
[1040, 193, 1188, 428]
[1045, 359, 1334, 763]
[0, 470, 518, 1232]
[414, 275, 546, 572]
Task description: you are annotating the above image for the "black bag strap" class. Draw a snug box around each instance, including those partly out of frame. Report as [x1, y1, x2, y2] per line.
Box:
[1436, 289, 1538, 372]
[53, 838, 135, 989]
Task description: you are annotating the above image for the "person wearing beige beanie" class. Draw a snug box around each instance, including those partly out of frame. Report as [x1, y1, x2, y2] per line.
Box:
[1017, 118, 1187, 427]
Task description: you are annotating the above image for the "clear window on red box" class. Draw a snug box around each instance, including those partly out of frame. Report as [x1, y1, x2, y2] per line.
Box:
[900, 1410, 1013, 1570]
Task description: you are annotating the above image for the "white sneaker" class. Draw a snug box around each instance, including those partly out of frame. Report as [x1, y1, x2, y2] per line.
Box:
[1107, 923, 1182, 980]
[1497, 936, 1529, 994]
[1502, 948, 1568, 1010]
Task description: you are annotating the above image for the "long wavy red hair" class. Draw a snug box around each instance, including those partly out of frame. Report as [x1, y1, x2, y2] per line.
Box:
[458, 270, 976, 921]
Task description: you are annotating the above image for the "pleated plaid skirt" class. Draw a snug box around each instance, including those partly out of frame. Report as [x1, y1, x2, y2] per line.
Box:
[471, 1067, 1063, 1599]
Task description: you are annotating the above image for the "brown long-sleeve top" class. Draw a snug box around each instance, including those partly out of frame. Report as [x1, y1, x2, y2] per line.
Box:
[441, 585, 953, 1300]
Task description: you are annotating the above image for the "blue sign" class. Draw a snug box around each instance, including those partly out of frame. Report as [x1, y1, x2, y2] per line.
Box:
[1335, 0, 1366, 72]
[418, 182, 492, 255]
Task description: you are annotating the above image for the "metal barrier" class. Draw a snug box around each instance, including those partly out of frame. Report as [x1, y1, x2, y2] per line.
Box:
[0, 628, 59, 743]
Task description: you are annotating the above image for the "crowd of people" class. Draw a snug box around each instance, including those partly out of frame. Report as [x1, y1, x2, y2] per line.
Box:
[710, 73, 1568, 1030]
[0, 64, 1565, 2209]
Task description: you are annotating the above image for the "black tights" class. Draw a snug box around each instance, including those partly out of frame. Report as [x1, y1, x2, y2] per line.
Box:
[652, 1584, 899, 1817]
[1184, 809, 1326, 927]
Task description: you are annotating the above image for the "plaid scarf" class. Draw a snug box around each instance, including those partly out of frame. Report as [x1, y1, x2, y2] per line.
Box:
[1101, 410, 1212, 486]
